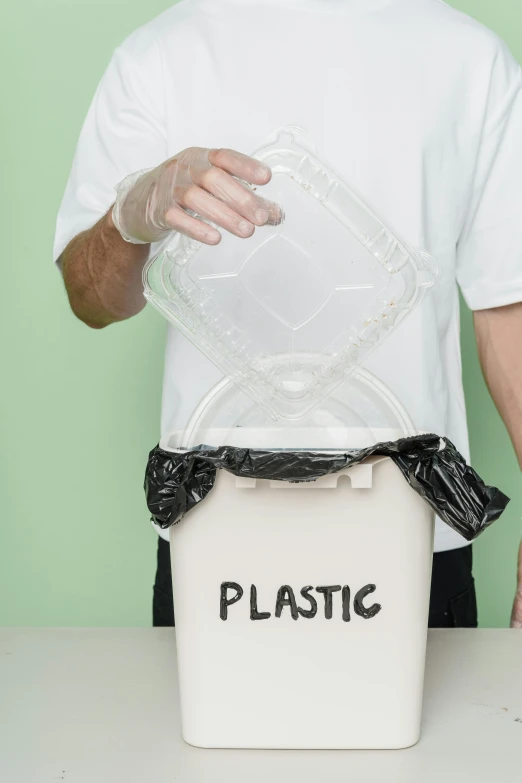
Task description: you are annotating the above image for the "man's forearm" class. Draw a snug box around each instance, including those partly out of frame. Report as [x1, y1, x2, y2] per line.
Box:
[474, 302, 522, 466]
[474, 302, 522, 627]
[60, 208, 150, 328]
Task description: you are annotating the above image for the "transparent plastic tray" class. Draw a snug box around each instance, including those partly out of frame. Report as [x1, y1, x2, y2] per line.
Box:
[179, 370, 418, 452]
[144, 126, 438, 420]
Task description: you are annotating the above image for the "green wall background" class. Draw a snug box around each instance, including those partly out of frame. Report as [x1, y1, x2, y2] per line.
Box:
[2, 0, 521, 627]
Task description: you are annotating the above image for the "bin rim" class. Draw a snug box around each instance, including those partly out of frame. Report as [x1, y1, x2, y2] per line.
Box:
[159, 426, 426, 453]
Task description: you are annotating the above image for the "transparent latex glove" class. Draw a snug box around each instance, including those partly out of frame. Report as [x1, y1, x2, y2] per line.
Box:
[112, 147, 281, 245]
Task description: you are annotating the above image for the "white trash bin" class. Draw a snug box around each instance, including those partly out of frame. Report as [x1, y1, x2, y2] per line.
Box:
[159, 377, 435, 750]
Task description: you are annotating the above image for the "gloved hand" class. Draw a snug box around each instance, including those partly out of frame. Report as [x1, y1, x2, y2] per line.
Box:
[112, 147, 280, 245]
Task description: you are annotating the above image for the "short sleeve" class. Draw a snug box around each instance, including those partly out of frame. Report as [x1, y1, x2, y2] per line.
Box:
[53, 31, 168, 262]
[457, 53, 522, 310]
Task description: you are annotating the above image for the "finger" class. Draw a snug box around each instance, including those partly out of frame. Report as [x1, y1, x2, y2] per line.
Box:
[265, 199, 284, 226]
[182, 186, 255, 238]
[164, 204, 221, 245]
[194, 166, 280, 226]
[208, 148, 271, 186]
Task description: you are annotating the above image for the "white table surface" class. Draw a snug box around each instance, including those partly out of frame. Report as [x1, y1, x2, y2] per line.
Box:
[1, 628, 521, 783]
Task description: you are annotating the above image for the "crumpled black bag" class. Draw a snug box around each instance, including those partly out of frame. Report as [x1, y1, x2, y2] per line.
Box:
[144, 434, 509, 542]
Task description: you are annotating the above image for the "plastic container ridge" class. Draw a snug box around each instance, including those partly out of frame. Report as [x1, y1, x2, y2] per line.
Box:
[144, 126, 438, 419]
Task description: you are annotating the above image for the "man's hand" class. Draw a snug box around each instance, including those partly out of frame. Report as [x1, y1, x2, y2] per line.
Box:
[511, 539, 522, 628]
[112, 147, 281, 245]
[474, 302, 522, 628]
[61, 146, 281, 328]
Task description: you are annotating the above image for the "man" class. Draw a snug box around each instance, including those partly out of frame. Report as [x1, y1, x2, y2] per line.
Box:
[55, 0, 522, 627]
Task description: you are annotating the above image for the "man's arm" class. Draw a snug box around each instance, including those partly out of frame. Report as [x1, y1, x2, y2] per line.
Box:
[60, 147, 277, 329]
[474, 303, 522, 464]
[474, 302, 522, 627]
[60, 208, 149, 329]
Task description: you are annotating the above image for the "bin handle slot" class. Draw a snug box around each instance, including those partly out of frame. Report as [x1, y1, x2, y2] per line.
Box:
[234, 460, 388, 490]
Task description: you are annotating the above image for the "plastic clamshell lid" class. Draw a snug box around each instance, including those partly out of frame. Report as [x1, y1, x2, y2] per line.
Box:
[144, 126, 438, 420]
[177, 370, 418, 452]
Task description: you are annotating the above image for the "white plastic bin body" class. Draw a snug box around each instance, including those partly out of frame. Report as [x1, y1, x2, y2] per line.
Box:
[167, 443, 435, 750]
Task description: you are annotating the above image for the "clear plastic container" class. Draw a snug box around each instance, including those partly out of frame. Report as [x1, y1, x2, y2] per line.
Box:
[144, 126, 438, 420]
[179, 368, 418, 452]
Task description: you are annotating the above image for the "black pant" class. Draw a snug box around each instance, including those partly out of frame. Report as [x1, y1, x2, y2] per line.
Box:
[153, 538, 477, 628]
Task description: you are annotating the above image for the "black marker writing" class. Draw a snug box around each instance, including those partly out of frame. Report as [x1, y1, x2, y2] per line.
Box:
[220, 581, 243, 621]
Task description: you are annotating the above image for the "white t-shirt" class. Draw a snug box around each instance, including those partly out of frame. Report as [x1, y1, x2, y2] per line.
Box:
[54, 0, 522, 553]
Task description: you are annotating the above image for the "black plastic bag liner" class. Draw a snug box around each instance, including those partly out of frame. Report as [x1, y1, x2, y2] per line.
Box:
[144, 434, 509, 542]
